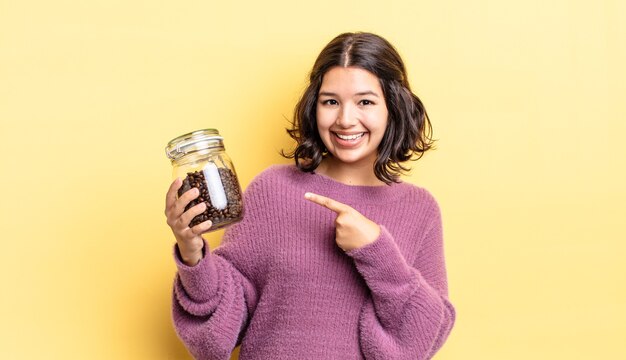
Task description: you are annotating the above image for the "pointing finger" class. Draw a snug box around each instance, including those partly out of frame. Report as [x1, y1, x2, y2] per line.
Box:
[304, 192, 350, 214]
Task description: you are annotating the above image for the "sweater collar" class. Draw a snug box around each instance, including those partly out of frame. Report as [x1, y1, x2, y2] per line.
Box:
[291, 166, 410, 206]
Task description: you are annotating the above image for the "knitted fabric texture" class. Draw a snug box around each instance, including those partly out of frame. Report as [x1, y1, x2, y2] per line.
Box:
[172, 165, 455, 360]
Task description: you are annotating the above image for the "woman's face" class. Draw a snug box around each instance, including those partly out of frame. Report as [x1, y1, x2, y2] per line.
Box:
[316, 66, 389, 168]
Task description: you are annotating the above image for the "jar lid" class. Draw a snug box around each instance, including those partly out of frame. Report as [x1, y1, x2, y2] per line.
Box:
[165, 128, 224, 160]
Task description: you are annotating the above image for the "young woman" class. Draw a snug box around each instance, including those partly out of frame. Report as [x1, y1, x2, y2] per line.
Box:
[165, 32, 455, 360]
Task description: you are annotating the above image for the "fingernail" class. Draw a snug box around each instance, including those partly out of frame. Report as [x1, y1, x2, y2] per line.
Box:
[304, 192, 312, 199]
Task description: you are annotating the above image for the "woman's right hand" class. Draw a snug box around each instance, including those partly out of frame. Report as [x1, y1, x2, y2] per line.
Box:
[165, 178, 213, 266]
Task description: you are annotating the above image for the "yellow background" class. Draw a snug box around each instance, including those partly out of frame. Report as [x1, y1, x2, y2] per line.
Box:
[1, 0, 624, 359]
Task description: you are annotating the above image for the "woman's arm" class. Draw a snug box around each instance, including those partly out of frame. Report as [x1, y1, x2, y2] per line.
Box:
[347, 210, 455, 360]
[172, 241, 258, 360]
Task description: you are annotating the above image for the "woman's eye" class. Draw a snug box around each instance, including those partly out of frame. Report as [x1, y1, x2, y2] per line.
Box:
[322, 99, 338, 105]
[360, 99, 374, 105]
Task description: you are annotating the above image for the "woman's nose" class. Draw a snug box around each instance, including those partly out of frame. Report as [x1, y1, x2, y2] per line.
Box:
[335, 104, 358, 128]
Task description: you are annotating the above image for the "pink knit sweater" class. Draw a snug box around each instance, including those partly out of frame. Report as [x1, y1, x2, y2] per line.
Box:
[172, 165, 455, 359]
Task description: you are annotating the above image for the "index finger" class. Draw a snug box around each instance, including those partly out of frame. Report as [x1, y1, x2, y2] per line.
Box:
[165, 178, 183, 210]
[304, 192, 350, 214]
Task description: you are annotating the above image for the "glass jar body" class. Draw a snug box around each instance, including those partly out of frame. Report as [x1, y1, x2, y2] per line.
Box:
[167, 130, 244, 232]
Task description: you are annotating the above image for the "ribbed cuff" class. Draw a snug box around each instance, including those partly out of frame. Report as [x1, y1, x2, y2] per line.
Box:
[346, 226, 415, 290]
[173, 240, 219, 302]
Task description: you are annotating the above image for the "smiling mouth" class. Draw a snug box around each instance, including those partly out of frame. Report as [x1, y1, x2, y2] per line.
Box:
[334, 132, 365, 141]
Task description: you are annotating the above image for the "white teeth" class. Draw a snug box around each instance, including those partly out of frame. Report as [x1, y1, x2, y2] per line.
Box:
[336, 133, 364, 140]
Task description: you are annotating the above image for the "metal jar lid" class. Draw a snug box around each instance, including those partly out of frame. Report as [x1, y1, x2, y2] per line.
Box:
[165, 129, 224, 160]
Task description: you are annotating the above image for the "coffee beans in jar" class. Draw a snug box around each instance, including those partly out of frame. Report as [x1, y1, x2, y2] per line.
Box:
[166, 129, 244, 231]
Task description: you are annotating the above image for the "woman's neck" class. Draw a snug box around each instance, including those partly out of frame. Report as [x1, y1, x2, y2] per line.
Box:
[315, 157, 384, 186]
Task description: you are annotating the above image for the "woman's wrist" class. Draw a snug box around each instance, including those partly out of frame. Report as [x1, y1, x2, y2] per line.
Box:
[177, 243, 205, 267]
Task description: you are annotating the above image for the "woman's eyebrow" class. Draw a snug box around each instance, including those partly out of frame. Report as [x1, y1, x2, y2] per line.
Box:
[318, 91, 380, 97]
[354, 91, 379, 97]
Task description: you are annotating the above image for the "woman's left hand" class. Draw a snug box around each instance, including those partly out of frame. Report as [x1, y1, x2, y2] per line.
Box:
[305, 192, 380, 251]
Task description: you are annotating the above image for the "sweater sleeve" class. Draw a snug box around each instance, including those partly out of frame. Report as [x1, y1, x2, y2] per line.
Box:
[171, 242, 258, 360]
[346, 205, 455, 360]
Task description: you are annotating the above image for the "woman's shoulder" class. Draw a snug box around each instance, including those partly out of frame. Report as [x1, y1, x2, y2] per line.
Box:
[399, 181, 441, 214]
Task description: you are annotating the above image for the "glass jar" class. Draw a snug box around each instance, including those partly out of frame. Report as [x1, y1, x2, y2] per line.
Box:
[165, 129, 244, 231]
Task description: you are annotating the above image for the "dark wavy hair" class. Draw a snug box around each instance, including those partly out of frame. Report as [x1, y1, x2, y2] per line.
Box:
[282, 32, 435, 184]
